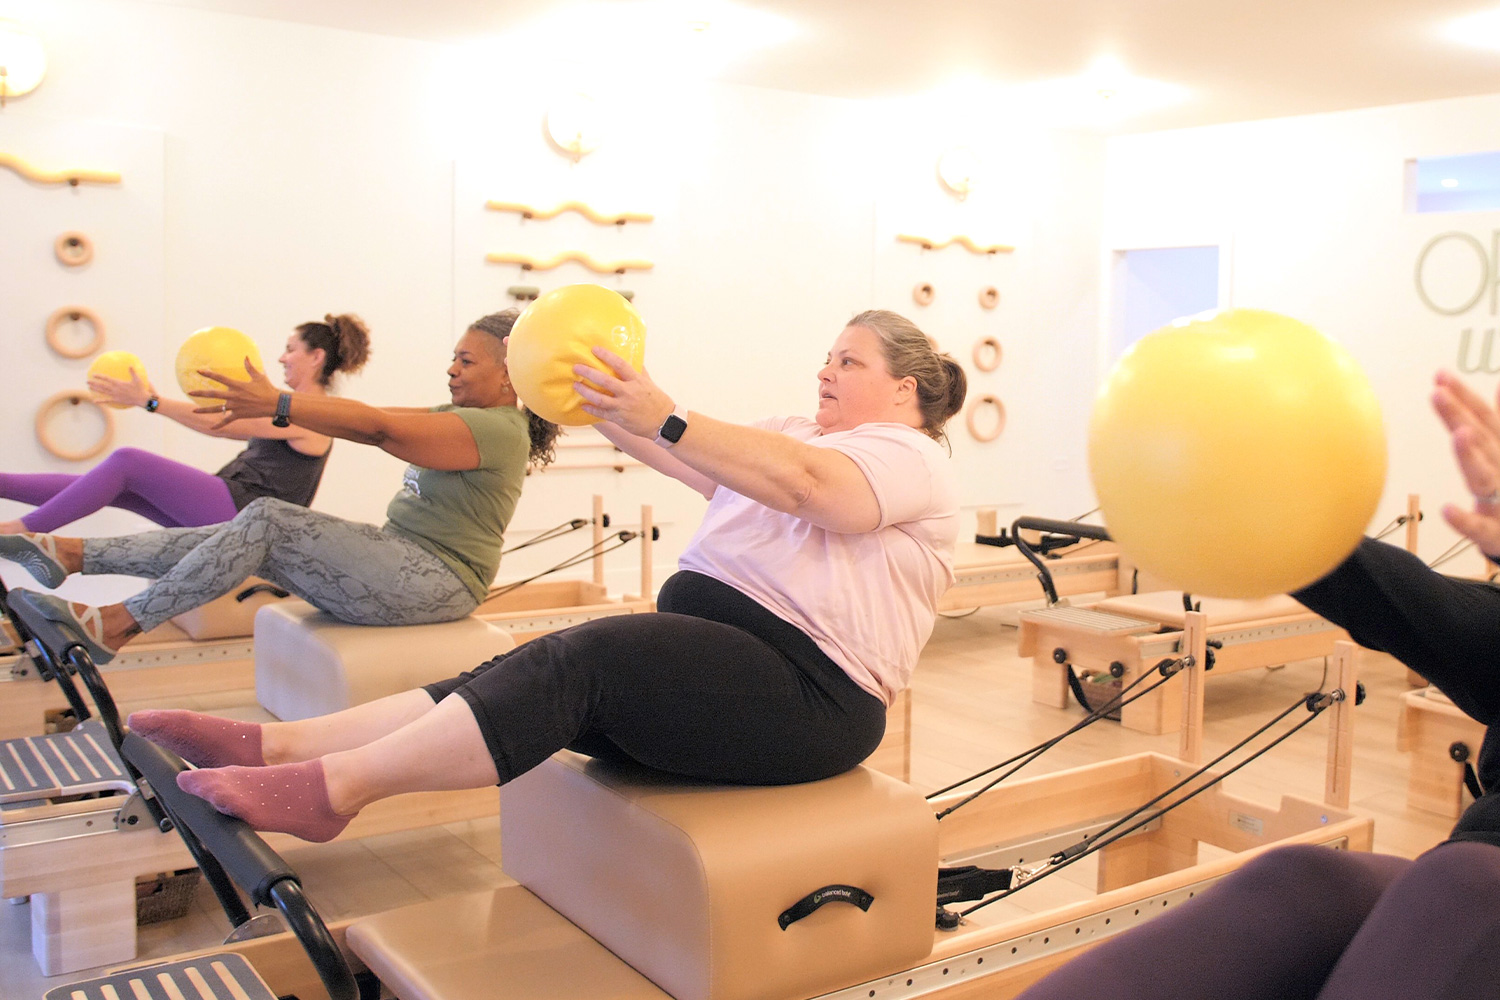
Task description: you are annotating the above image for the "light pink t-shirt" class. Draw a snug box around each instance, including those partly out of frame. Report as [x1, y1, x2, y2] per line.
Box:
[677, 417, 959, 706]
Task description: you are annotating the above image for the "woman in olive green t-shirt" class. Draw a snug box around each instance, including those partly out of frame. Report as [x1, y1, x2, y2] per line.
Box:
[2, 310, 558, 663]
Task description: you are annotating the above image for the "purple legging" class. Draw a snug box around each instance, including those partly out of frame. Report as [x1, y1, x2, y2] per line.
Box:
[0, 447, 238, 533]
[1015, 841, 1500, 999]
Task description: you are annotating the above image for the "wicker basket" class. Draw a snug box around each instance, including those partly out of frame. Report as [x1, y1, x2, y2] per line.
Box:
[136, 869, 201, 926]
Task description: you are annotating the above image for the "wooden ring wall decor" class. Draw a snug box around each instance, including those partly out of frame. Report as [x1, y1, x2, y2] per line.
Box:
[912, 282, 935, 306]
[979, 286, 1000, 310]
[54, 232, 94, 267]
[972, 336, 1002, 372]
[35, 390, 116, 462]
[966, 394, 1006, 442]
[45, 306, 105, 359]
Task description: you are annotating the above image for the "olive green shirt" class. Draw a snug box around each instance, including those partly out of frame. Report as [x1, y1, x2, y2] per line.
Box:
[383, 405, 528, 601]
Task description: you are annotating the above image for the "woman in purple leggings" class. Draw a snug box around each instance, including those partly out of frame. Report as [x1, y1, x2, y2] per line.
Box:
[0, 314, 370, 535]
[1015, 370, 1500, 1000]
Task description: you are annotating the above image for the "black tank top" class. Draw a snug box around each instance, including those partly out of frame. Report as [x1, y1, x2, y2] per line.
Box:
[215, 438, 330, 510]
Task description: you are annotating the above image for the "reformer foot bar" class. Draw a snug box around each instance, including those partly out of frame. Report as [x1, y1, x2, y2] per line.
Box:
[938, 510, 1122, 614]
[50, 619, 1371, 1000]
[0, 586, 493, 976]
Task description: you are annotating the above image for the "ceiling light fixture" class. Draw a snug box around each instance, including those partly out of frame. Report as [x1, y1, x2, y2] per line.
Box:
[1442, 8, 1500, 49]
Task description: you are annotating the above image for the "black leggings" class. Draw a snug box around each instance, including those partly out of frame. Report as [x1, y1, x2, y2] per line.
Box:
[1015, 842, 1500, 1000]
[1291, 537, 1500, 726]
[423, 571, 888, 786]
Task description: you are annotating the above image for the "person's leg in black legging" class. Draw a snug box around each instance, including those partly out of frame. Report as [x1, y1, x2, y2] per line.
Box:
[1316, 840, 1500, 999]
[1014, 845, 1411, 1000]
[1292, 538, 1500, 724]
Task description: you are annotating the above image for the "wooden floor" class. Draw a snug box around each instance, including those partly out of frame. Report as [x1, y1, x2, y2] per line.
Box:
[0, 601, 1460, 999]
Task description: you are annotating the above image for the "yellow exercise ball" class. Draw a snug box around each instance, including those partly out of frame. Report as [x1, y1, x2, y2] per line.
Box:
[1088, 309, 1387, 599]
[86, 350, 148, 409]
[506, 284, 647, 426]
[175, 327, 263, 399]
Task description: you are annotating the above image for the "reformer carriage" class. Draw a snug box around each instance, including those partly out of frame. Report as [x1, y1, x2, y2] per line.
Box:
[16, 583, 1372, 1000]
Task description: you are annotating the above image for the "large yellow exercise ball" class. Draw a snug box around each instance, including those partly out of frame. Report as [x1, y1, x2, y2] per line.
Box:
[175, 327, 263, 399]
[86, 350, 148, 409]
[1088, 309, 1387, 598]
[506, 284, 647, 426]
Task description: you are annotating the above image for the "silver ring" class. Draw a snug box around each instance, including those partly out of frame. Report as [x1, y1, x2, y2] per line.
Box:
[1478, 490, 1500, 505]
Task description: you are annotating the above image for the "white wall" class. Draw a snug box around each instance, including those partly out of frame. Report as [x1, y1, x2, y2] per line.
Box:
[1, 0, 1109, 597]
[1104, 94, 1500, 573]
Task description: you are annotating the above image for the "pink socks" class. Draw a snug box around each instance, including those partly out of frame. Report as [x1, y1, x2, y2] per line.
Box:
[177, 760, 354, 843]
[128, 709, 265, 768]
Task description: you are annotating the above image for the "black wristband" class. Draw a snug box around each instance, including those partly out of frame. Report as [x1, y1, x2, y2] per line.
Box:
[144, 396, 160, 413]
[272, 392, 292, 428]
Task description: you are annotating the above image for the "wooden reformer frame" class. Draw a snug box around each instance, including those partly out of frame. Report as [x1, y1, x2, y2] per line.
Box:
[68, 627, 1370, 1000]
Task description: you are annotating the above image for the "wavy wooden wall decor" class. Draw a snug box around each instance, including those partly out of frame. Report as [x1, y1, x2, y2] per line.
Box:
[0, 152, 121, 187]
[897, 233, 1014, 255]
[486, 200, 654, 226]
[486, 250, 654, 274]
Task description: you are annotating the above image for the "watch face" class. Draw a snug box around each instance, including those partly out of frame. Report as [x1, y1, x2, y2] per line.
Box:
[660, 413, 687, 443]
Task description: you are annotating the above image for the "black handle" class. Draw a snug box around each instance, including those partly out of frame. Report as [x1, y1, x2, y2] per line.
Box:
[778, 884, 874, 929]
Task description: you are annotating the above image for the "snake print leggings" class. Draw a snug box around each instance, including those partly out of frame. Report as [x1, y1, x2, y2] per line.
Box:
[84, 498, 477, 632]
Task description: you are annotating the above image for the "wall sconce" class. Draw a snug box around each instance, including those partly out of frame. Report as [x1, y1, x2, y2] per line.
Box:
[936, 146, 982, 201]
[544, 92, 606, 162]
[0, 21, 46, 108]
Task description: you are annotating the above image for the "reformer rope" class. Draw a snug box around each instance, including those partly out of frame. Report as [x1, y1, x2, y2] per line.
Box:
[927, 658, 1184, 814]
[1428, 537, 1474, 571]
[501, 517, 592, 555]
[489, 531, 640, 597]
[950, 688, 1342, 918]
[1370, 511, 1420, 544]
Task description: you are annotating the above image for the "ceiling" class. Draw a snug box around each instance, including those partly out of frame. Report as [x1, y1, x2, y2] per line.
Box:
[138, 0, 1500, 133]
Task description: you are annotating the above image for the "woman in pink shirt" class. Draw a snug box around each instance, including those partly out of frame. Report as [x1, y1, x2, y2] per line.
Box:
[127, 309, 966, 842]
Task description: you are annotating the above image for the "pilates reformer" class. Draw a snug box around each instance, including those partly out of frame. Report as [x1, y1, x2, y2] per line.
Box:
[47, 607, 1371, 1000]
[0, 495, 658, 743]
[1011, 516, 1356, 736]
[938, 510, 1123, 615]
[0, 554, 913, 977]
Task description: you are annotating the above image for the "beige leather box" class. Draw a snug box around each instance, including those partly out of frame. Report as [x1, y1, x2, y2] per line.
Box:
[501, 752, 938, 1000]
[253, 603, 515, 721]
[170, 577, 301, 640]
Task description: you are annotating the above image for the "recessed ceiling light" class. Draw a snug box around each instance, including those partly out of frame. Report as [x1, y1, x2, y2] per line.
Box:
[1442, 8, 1500, 50]
[1441, 177, 1461, 188]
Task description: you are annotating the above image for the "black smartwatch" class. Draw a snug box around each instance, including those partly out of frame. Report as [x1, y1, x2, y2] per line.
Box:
[144, 396, 160, 413]
[272, 392, 293, 428]
[654, 407, 687, 448]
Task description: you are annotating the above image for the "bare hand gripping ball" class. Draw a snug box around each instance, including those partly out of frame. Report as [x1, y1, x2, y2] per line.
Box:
[507, 284, 647, 426]
[87, 350, 147, 409]
[176, 327, 263, 399]
[1088, 308, 1387, 598]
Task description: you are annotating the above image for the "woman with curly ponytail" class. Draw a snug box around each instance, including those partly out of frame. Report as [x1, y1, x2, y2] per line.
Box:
[0, 314, 372, 534]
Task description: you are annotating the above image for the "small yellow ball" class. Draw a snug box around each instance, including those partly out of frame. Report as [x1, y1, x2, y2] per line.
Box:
[87, 351, 148, 409]
[175, 327, 263, 399]
[506, 285, 647, 426]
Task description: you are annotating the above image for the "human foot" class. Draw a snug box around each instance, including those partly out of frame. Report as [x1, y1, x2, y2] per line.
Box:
[6, 589, 120, 664]
[0, 533, 69, 587]
[177, 760, 355, 843]
[128, 710, 265, 768]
